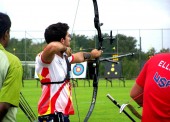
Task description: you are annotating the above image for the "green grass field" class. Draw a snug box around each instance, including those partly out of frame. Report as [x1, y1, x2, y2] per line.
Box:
[16, 79, 142, 122]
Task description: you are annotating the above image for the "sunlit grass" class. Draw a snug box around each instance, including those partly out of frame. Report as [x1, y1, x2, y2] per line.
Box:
[16, 79, 141, 122]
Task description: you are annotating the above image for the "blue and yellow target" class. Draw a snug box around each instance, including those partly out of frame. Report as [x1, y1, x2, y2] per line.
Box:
[73, 64, 84, 76]
[71, 62, 87, 78]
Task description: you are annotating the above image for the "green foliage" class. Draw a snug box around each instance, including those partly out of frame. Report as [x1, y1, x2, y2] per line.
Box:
[7, 33, 170, 80]
[159, 48, 170, 53]
[6, 38, 44, 61]
[71, 34, 95, 52]
[146, 47, 156, 56]
[122, 58, 140, 79]
[115, 34, 138, 54]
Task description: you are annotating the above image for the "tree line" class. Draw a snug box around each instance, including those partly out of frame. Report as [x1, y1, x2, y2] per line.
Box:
[6, 33, 170, 79]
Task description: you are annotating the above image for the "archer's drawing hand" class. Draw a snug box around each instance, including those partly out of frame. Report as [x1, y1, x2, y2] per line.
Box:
[65, 47, 72, 56]
[90, 49, 103, 59]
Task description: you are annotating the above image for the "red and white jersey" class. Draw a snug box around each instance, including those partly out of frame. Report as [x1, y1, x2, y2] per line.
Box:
[35, 52, 74, 116]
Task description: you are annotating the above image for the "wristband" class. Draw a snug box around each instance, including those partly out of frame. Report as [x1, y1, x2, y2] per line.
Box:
[83, 53, 92, 60]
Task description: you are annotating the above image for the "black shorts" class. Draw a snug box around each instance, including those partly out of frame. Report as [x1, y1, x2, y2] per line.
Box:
[38, 112, 70, 122]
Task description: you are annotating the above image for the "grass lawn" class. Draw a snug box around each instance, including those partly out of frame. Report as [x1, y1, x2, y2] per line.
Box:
[16, 79, 142, 122]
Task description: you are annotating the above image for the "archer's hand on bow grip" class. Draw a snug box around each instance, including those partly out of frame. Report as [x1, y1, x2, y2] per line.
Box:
[90, 49, 103, 59]
[65, 47, 72, 57]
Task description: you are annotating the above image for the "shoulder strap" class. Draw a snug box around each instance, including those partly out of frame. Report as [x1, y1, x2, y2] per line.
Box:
[64, 55, 71, 80]
[41, 55, 71, 85]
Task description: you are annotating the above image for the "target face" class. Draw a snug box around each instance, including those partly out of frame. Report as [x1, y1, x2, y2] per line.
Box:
[104, 62, 122, 78]
[70, 62, 87, 78]
[73, 64, 84, 76]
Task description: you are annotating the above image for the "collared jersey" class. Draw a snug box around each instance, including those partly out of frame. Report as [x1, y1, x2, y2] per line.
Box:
[35, 52, 74, 116]
[136, 53, 170, 122]
[0, 44, 23, 122]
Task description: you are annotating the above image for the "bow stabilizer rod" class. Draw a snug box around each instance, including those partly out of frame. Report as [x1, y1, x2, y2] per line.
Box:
[100, 52, 135, 62]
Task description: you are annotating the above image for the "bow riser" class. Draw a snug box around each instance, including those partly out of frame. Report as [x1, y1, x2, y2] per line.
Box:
[84, 0, 102, 121]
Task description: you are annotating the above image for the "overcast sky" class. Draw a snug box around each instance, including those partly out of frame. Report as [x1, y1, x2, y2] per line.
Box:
[0, 0, 170, 52]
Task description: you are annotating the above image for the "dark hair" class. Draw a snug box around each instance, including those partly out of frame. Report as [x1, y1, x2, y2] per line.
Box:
[44, 22, 69, 44]
[0, 12, 11, 39]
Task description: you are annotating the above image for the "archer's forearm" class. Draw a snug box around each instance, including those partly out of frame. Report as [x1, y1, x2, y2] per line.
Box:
[42, 42, 67, 63]
[134, 98, 143, 107]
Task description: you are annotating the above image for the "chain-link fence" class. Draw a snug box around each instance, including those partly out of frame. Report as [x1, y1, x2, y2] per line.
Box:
[10, 29, 170, 79]
[10, 28, 170, 59]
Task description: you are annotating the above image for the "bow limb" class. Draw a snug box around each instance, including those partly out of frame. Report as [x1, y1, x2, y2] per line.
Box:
[84, 0, 103, 121]
[107, 94, 136, 122]
[19, 92, 37, 122]
[126, 104, 142, 119]
[84, 59, 99, 122]
[93, 0, 103, 50]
